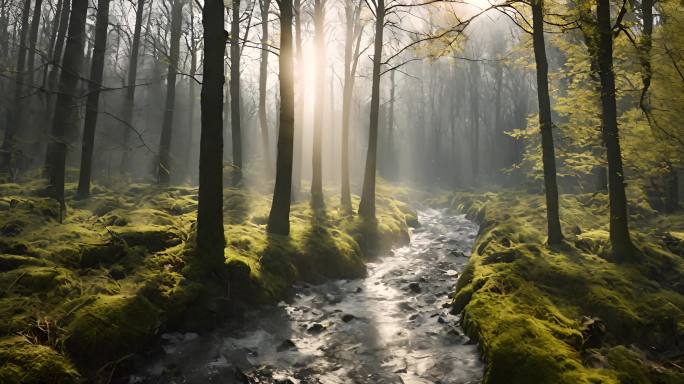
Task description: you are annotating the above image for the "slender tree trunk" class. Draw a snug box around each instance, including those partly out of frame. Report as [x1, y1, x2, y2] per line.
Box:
[531, 0, 563, 245]
[120, 0, 145, 174]
[291, 0, 302, 200]
[468, 61, 480, 184]
[387, 69, 395, 180]
[76, 0, 110, 198]
[157, 0, 183, 184]
[184, 2, 198, 181]
[47, 0, 88, 221]
[596, 0, 634, 258]
[26, 0, 43, 90]
[258, 0, 272, 174]
[230, 0, 242, 185]
[358, 0, 384, 221]
[267, 0, 294, 235]
[1, 0, 31, 169]
[311, 0, 326, 208]
[197, 0, 226, 268]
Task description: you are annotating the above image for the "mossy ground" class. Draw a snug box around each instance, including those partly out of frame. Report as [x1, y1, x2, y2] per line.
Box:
[435, 190, 684, 384]
[0, 179, 414, 382]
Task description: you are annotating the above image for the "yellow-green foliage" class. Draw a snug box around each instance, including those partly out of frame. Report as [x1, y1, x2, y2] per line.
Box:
[448, 190, 684, 384]
[0, 180, 412, 380]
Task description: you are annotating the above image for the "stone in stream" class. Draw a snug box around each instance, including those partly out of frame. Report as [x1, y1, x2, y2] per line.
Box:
[450, 250, 467, 258]
[354, 287, 363, 293]
[341, 314, 355, 323]
[325, 293, 342, 304]
[408, 282, 422, 293]
[277, 339, 297, 352]
[307, 323, 325, 334]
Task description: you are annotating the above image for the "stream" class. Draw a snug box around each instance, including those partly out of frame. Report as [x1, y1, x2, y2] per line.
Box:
[130, 209, 483, 384]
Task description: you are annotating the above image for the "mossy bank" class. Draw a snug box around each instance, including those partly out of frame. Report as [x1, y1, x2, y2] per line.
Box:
[435, 191, 684, 384]
[0, 181, 415, 382]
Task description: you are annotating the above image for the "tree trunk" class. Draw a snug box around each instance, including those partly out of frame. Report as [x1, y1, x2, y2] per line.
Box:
[230, 0, 242, 185]
[468, 61, 480, 184]
[120, 0, 145, 174]
[387, 69, 395, 180]
[267, 0, 294, 235]
[47, 0, 88, 221]
[258, 0, 272, 174]
[311, 0, 325, 208]
[1, 0, 31, 169]
[596, 0, 634, 258]
[157, 0, 184, 185]
[197, 0, 226, 268]
[291, 0, 303, 201]
[76, 0, 110, 198]
[184, 1, 198, 181]
[531, 0, 564, 245]
[358, 0, 384, 221]
[26, 0, 43, 90]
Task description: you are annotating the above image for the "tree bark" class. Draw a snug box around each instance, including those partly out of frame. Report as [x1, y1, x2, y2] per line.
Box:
[26, 0, 43, 90]
[120, 0, 145, 174]
[531, 0, 564, 245]
[197, 0, 226, 268]
[184, 1, 198, 180]
[468, 61, 480, 184]
[47, 0, 88, 221]
[1, 0, 31, 169]
[258, 0, 272, 174]
[230, 0, 243, 185]
[291, 0, 302, 200]
[310, 0, 325, 208]
[267, 0, 294, 235]
[340, 1, 362, 213]
[76, 0, 110, 198]
[157, 0, 184, 185]
[596, 0, 634, 258]
[358, 0, 384, 221]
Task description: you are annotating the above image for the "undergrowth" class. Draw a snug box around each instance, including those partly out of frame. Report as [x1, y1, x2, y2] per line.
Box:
[436, 190, 684, 384]
[0, 179, 414, 382]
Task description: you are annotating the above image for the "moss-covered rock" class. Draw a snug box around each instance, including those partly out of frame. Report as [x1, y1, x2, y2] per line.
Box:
[0, 337, 79, 384]
[446, 190, 684, 384]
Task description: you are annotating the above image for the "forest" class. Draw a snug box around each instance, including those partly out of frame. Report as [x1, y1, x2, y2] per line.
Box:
[0, 0, 683, 382]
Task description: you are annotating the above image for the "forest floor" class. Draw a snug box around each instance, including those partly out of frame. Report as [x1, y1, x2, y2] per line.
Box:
[432, 190, 684, 384]
[0, 178, 416, 383]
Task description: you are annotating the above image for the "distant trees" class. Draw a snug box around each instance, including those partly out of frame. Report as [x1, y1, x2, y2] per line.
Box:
[311, 0, 326, 209]
[230, 0, 243, 185]
[258, 0, 273, 174]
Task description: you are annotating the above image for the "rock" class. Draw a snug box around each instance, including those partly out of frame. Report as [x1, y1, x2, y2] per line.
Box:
[325, 294, 342, 305]
[437, 316, 447, 324]
[445, 269, 459, 277]
[408, 282, 421, 293]
[354, 287, 363, 293]
[450, 250, 467, 258]
[408, 313, 421, 321]
[581, 316, 606, 349]
[307, 323, 325, 334]
[1, 220, 24, 237]
[341, 314, 355, 323]
[277, 339, 297, 352]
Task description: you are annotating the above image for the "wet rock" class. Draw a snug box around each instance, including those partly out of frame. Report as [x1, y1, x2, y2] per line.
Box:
[341, 314, 355, 323]
[450, 250, 467, 258]
[408, 313, 421, 321]
[307, 323, 325, 334]
[325, 293, 342, 304]
[408, 282, 422, 293]
[277, 339, 297, 352]
[354, 287, 363, 293]
[437, 316, 447, 324]
[445, 269, 459, 277]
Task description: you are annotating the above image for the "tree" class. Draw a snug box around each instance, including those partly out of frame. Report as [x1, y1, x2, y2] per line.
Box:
[158, 0, 184, 185]
[310, 0, 325, 208]
[46, 0, 88, 220]
[258, 0, 272, 174]
[230, 0, 243, 185]
[267, 0, 295, 235]
[197, 0, 226, 266]
[120, 0, 146, 174]
[290, 0, 303, 200]
[595, 0, 634, 258]
[77, 0, 111, 198]
[358, 0, 385, 221]
[340, 0, 363, 214]
[531, 0, 563, 245]
[1, 0, 31, 169]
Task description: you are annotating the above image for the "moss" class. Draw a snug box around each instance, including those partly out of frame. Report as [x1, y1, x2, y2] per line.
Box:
[446, 190, 684, 384]
[0, 337, 79, 384]
[64, 294, 160, 366]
